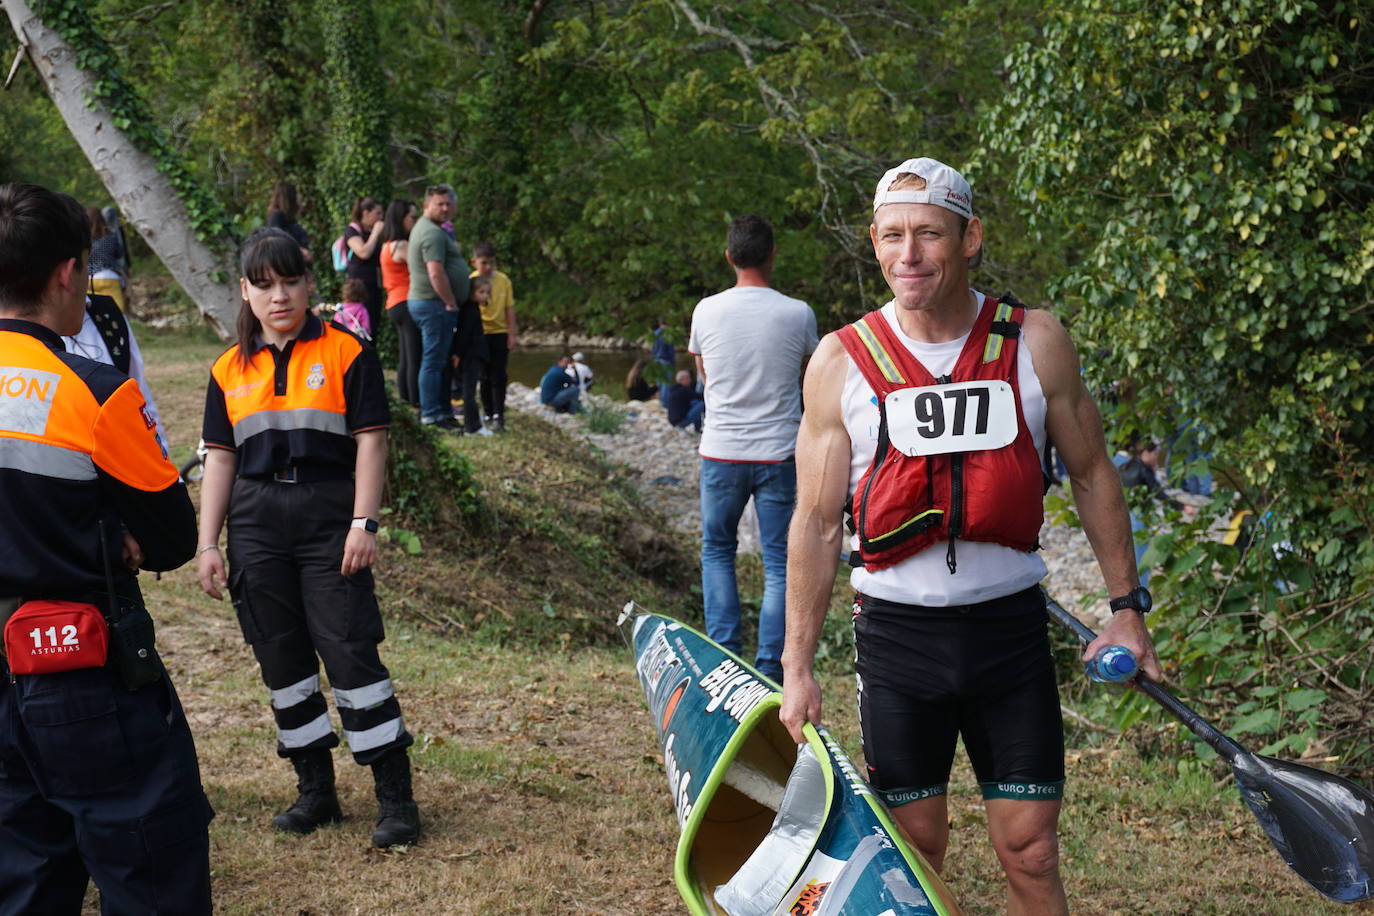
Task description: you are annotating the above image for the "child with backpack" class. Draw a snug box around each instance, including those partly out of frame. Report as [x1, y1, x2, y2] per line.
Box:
[333, 278, 373, 341]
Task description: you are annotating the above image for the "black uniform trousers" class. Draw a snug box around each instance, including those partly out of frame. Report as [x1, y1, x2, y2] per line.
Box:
[0, 665, 213, 915]
[227, 477, 411, 766]
[479, 333, 510, 420]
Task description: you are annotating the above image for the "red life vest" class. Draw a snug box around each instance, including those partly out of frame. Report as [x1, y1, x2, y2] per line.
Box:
[837, 293, 1044, 572]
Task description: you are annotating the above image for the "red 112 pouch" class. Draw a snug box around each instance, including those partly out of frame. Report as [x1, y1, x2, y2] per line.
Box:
[3, 600, 110, 675]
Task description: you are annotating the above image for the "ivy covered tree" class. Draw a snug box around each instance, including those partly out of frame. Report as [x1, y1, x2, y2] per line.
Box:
[990, 0, 1374, 767]
[318, 0, 391, 237]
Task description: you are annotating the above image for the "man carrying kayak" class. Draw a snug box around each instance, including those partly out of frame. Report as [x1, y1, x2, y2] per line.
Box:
[779, 157, 1161, 914]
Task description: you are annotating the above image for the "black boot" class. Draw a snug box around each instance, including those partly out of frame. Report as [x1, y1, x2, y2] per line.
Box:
[370, 749, 421, 848]
[272, 749, 342, 834]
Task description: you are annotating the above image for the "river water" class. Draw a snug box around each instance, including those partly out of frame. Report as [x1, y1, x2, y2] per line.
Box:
[508, 347, 683, 393]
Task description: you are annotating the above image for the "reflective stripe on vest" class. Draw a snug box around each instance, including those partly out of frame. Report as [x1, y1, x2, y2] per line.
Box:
[232, 408, 350, 445]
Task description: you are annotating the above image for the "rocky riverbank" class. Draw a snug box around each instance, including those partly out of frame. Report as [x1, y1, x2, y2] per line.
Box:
[509, 383, 1115, 627]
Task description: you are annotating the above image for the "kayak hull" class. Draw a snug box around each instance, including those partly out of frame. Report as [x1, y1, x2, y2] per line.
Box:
[625, 606, 961, 916]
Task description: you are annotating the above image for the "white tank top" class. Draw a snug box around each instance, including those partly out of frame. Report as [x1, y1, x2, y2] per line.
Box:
[843, 295, 1048, 606]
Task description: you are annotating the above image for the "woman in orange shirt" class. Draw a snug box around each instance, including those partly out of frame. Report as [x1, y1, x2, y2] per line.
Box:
[379, 199, 419, 409]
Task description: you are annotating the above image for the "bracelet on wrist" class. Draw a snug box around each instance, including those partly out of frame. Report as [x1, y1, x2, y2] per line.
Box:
[196, 544, 220, 555]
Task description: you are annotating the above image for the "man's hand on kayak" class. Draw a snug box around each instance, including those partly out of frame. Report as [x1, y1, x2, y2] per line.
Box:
[780, 669, 823, 744]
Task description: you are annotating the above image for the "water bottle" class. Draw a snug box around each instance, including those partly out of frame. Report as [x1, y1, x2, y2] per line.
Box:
[1086, 645, 1137, 683]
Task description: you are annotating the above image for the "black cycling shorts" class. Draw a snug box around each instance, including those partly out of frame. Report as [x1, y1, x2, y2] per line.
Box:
[853, 586, 1065, 806]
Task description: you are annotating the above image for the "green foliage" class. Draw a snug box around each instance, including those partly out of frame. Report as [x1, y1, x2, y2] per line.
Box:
[580, 398, 626, 435]
[29, 0, 236, 247]
[991, 0, 1374, 773]
[317, 0, 391, 236]
[385, 397, 484, 529]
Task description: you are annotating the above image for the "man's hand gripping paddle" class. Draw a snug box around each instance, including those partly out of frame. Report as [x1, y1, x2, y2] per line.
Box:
[1046, 590, 1374, 902]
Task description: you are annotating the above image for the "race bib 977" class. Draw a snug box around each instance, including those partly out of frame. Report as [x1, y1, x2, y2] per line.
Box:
[884, 380, 1018, 457]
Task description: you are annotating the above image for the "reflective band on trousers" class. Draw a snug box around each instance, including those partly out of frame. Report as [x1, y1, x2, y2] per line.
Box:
[0, 437, 97, 481]
[278, 712, 334, 748]
[344, 717, 405, 753]
[232, 408, 349, 445]
[271, 674, 320, 710]
[332, 678, 393, 711]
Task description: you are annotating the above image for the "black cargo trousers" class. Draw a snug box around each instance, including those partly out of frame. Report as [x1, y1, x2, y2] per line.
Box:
[226, 477, 411, 765]
[0, 661, 214, 915]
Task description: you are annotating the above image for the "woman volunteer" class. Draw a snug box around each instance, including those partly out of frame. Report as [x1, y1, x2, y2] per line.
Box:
[196, 228, 420, 848]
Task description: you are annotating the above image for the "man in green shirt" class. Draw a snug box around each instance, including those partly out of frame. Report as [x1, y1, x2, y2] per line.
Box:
[406, 185, 469, 429]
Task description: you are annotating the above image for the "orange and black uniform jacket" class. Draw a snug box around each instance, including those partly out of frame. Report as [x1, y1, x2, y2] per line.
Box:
[202, 314, 388, 476]
[0, 319, 195, 597]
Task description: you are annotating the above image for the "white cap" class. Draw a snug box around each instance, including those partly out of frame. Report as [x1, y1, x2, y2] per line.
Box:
[872, 158, 973, 219]
[572, 352, 584, 362]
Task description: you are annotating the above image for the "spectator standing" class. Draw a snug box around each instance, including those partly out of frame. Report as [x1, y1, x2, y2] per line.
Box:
[267, 181, 312, 262]
[665, 368, 705, 432]
[85, 206, 126, 310]
[540, 355, 581, 413]
[471, 241, 517, 431]
[452, 275, 493, 435]
[688, 214, 818, 682]
[0, 181, 212, 913]
[62, 292, 166, 442]
[379, 199, 420, 408]
[651, 316, 675, 404]
[100, 205, 131, 274]
[343, 197, 385, 334]
[406, 185, 468, 431]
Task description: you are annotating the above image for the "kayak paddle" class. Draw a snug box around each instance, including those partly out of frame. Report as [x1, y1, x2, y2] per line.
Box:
[1045, 591, 1374, 902]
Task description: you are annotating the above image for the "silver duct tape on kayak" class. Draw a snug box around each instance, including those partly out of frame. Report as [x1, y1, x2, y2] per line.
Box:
[621, 603, 962, 916]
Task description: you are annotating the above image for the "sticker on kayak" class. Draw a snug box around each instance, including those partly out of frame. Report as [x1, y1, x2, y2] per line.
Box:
[885, 380, 1017, 457]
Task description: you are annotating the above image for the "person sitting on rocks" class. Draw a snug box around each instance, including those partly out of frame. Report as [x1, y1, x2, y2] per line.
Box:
[567, 351, 595, 393]
[540, 355, 581, 413]
[665, 369, 704, 432]
[625, 357, 656, 402]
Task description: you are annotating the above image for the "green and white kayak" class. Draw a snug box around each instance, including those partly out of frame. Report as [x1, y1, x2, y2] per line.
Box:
[622, 603, 962, 916]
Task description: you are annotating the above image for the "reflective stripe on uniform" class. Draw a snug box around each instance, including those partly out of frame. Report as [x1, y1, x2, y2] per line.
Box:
[332, 678, 393, 711]
[0, 437, 97, 480]
[344, 717, 405, 753]
[278, 711, 335, 748]
[232, 408, 349, 445]
[270, 674, 321, 710]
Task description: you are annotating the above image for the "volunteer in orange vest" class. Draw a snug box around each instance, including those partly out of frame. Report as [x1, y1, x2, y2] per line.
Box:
[0, 181, 212, 914]
[195, 227, 421, 848]
[780, 158, 1160, 914]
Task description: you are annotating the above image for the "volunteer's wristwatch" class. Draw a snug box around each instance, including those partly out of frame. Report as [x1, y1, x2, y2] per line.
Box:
[1109, 585, 1152, 615]
[351, 517, 379, 534]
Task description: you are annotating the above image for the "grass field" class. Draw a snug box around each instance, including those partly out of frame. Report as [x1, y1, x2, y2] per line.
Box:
[80, 323, 1368, 914]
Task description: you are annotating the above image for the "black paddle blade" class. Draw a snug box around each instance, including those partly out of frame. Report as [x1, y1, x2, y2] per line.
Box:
[1232, 751, 1374, 902]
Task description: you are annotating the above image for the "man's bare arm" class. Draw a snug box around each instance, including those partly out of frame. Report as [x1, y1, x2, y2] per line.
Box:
[780, 334, 853, 742]
[1026, 309, 1161, 680]
[425, 261, 456, 309]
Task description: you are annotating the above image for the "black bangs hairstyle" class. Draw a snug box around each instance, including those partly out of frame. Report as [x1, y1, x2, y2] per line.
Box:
[237, 227, 309, 365]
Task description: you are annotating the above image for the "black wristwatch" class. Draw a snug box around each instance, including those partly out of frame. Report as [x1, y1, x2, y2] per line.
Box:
[1109, 585, 1152, 615]
[351, 517, 379, 534]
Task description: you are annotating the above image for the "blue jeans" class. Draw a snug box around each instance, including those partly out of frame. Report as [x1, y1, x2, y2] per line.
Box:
[546, 386, 581, 413]
[674, 400, 705, 433]
[408, 299, 458, 421]
[699, 458, 797, 681]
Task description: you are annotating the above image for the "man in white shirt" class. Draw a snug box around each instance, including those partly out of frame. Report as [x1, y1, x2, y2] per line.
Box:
[688, 214, 818, 682]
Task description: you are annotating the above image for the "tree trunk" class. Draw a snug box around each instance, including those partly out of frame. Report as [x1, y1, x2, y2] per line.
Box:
[2, 0, 239, 337]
